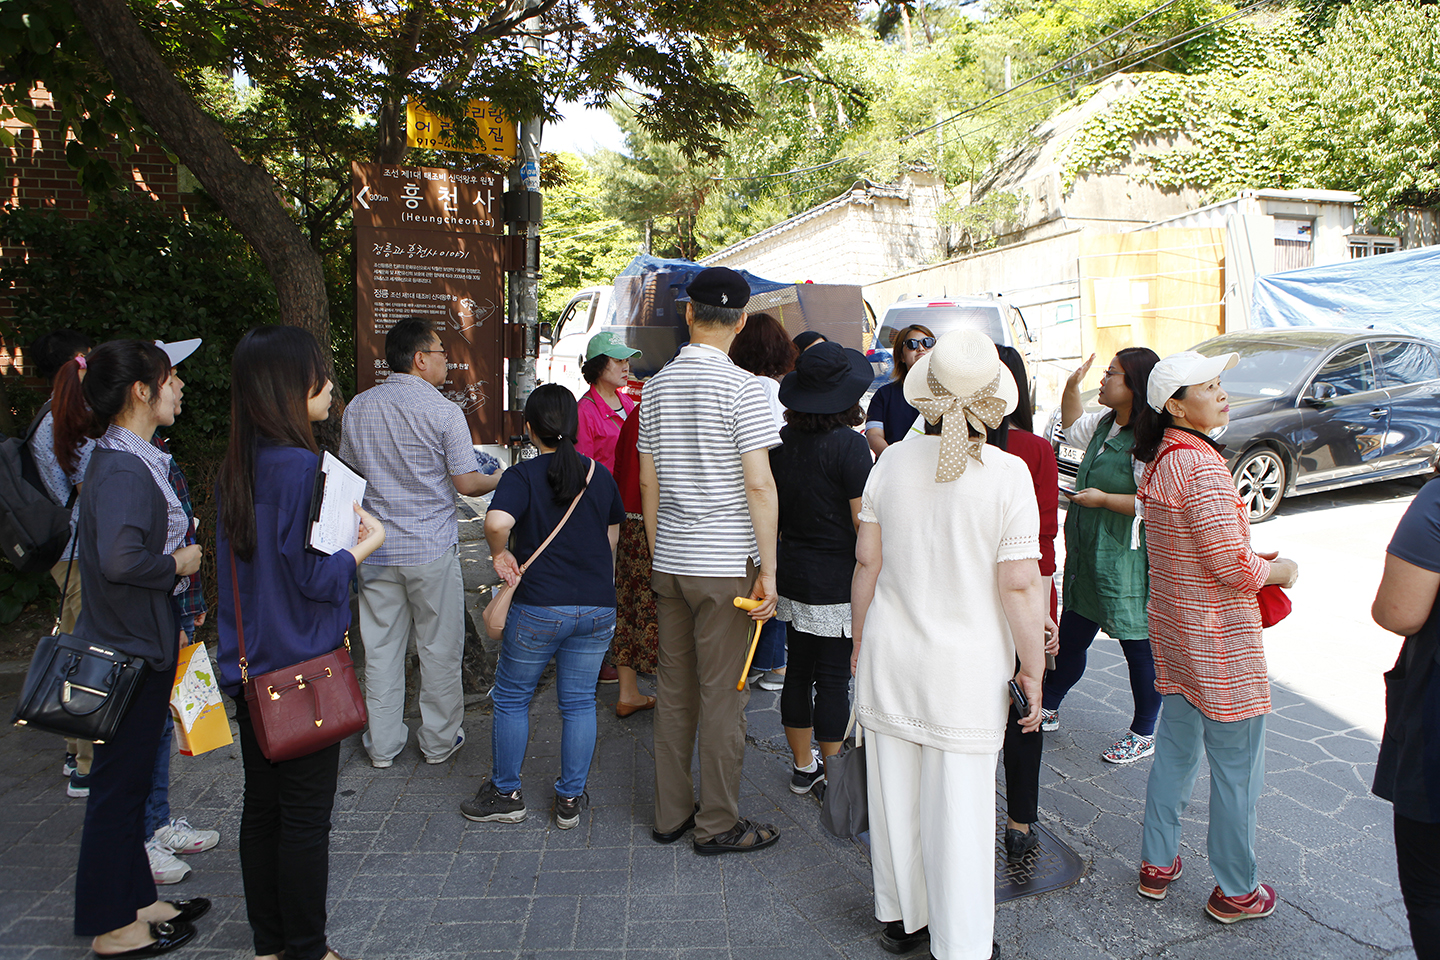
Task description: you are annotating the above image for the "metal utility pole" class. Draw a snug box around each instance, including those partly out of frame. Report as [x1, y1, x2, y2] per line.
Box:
[506, 2, 544, 461]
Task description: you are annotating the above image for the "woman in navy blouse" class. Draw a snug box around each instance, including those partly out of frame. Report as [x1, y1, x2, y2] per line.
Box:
[73, 340, 206, 957]
[216, 327, 384, 960]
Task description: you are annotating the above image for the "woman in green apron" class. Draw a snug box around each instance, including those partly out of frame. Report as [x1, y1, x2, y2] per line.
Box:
[1044, 347, 1161, 764]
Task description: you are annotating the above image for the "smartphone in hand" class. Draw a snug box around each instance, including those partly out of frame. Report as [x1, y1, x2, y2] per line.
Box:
[1008, 678, 1029, 715]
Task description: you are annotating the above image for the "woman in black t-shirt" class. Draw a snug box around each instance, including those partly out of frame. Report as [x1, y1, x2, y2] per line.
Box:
[462, 385, 625, 830]
[769, 343, 875, 799]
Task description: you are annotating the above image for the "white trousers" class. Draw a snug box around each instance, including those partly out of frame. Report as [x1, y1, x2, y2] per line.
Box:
[867, 731, 998, 960]
[357, 546, 466, 762]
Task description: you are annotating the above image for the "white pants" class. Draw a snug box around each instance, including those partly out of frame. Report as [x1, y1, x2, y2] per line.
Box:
[357, 546, 466, 762]
[867, 731, 998, 960]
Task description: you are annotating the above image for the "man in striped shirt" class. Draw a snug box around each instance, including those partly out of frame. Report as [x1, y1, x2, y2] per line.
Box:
[340, 317, 501, 768]
[638, 267, 783, 855]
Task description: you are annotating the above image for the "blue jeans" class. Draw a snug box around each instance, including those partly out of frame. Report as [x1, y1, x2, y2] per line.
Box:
[146, 615, 195, 839]
[491, 604, 616, 798]
[1141, 693, 1266, 897]
[751, 617, 787, 672]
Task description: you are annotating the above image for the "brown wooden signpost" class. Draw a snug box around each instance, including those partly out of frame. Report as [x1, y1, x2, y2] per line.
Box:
[351, 162, 507, 444]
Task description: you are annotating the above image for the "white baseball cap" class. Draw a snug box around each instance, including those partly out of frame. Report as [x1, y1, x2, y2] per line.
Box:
[1146, 350, 1238, 412]
[155, 338, 201, 367]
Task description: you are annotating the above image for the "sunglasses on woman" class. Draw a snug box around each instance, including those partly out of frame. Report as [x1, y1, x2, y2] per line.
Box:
[902, 337, 936, 350]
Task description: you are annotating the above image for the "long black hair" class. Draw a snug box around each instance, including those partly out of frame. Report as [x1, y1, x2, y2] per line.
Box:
[81, 340, 171, 436]
[217, 327, 329, 560]
[1133, 385, 1185, 463]
[525, 383, 587, 504]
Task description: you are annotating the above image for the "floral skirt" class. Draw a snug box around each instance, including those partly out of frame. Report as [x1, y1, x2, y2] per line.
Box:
[611, 516, 658, 674]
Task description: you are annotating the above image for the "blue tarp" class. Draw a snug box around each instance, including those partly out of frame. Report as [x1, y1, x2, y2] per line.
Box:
[1251, 245, 1440, 338]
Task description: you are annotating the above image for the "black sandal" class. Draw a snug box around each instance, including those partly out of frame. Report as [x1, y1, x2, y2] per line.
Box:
[692, 817, 780, 855]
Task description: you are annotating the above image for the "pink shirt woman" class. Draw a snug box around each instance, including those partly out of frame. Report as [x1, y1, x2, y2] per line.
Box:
[575, 331, 641, 472]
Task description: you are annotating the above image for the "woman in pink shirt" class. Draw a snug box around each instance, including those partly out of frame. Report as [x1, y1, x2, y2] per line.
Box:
[576, 332, 640, 473]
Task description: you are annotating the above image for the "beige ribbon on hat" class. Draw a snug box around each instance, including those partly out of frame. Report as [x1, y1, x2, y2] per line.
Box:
[910, 368, 1009, 482]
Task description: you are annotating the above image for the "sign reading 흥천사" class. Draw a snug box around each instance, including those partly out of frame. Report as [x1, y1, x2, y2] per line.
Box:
[406, 99, 517, 158]
[352, 162, 507, 445]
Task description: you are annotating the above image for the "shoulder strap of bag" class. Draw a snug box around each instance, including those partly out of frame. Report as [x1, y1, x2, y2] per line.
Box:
[518, 460, 596, 575]
[229, 545, 251, 684]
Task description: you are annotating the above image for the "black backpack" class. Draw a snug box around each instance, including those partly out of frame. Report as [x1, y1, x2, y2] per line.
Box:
[0, 401, 77, 574]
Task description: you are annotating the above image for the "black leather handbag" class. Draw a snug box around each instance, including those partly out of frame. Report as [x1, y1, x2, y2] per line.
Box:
[10, 537, 149, 743]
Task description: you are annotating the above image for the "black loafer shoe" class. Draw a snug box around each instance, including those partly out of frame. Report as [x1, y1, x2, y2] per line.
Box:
[94, 920, 196, 958]
[165, 898, 211, 924]
[651, 805, 698, 844]
[879, 920, 929, 955]
[1005, 826, 1040, 863]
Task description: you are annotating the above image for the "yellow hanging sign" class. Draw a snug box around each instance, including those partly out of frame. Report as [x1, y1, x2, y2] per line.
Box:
[406, 99, 516, 158]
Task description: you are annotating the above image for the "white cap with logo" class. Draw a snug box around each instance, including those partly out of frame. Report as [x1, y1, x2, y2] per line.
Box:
[1147, 350, 1239, 412]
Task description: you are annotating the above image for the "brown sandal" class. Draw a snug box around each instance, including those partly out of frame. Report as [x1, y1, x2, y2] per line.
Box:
[616, 695, 656, 718]
[693, 818, 780, 855]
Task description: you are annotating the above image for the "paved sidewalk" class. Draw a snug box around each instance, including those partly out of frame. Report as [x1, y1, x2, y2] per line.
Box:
[0, 482, 1421, 959]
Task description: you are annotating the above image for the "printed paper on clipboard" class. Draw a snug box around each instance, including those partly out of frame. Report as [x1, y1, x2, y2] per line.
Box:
[307, 452, 367, 555]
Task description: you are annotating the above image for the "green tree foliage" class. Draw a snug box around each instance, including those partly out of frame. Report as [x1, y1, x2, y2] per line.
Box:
[1062, 0, 1440, 223]
[0, 202, 279, 455]
[539, 152, 634, 323]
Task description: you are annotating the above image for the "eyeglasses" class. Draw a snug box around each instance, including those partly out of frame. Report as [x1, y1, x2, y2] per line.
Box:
[902, 337, 936, 351]
[1103, 368, 1124, 379]
[419, 347, 448, 357]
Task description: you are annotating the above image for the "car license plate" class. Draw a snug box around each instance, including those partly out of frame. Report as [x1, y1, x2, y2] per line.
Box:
[1058, 443, 1085, 466]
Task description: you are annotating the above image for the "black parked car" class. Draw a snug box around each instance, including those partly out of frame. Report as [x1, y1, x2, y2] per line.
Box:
[1050, 328, 1440, 521]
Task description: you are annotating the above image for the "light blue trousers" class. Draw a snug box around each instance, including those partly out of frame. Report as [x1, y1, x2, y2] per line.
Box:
[1140, 693, 1266, 898]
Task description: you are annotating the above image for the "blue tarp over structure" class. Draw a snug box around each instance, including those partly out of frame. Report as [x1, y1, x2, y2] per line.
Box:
[607, 254, 790, 313]
[1251, 245, 1440, 338]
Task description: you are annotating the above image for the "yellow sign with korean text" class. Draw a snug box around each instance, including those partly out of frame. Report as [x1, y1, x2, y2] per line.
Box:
[406, 99, 516, 158]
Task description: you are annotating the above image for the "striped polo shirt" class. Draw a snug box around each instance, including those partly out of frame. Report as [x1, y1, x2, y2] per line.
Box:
[637, 343, 781, 577]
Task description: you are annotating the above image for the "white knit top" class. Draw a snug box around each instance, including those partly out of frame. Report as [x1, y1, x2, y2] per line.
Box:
[855, 436, 1041, 753]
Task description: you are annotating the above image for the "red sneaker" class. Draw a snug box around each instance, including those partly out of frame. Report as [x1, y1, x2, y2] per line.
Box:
[1137, 855, 1183, 900]
[1205, 883, 1277, 923]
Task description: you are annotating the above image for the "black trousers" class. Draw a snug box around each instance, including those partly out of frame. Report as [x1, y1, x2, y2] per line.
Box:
[1396, 811, 1440, 960]
[235, 696, 341, 960]
[74, 662, 174, 935]
[1002, 701, 1043, 824]
[778, 625, 852, 744]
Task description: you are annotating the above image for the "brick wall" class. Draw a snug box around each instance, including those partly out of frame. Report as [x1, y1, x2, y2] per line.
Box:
[1, 88, 182, 378]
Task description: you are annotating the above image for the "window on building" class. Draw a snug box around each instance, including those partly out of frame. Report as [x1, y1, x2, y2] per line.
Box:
[1273, 217, 1315, 271]
[1348, 236, 1400, 258]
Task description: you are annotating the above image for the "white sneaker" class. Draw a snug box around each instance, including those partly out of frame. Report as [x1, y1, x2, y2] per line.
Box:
[756, 669, 786, 691]
[153, 816, 219, 855]
[145, 837, 192, 884]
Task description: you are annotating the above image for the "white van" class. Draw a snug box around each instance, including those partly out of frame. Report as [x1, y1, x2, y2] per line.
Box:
[539, 285, 611, 398]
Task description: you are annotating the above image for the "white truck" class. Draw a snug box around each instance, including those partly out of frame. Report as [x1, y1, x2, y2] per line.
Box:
[539, 285, 611, 398]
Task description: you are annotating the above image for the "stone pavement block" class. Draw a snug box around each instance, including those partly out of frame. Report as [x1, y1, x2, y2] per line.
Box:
[1265, 767, 1353, 814]
[625, 918, 727, 948]
[534, 866, 628, 895]
[415, 919, 524, 953]
[519, 894, 580, 949]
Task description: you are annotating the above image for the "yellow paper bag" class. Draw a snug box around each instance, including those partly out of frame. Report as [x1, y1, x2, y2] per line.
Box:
[170, 641, 234, 756]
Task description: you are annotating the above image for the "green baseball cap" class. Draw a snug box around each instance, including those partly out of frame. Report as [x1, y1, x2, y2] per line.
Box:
[585, 331, 642, 363]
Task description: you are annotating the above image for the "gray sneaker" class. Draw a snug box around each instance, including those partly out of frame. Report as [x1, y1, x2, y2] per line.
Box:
[461, 780, 526, 823]
[756, 669, 786, 691]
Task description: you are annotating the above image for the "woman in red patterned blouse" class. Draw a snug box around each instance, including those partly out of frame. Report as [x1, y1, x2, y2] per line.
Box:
[1130, 350, 1300, 925]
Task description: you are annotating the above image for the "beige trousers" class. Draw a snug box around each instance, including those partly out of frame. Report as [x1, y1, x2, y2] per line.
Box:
[650, 562, 757, 843]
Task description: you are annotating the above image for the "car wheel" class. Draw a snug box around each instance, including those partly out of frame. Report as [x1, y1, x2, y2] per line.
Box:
[1233, 447, 1287, 523]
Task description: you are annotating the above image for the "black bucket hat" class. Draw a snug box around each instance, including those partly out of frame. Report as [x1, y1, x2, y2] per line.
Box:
[778, 341, 873, 415]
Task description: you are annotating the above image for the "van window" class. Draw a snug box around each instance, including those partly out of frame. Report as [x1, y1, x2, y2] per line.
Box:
[557, 296, 594, 340]
[877, 305, 1006, 351]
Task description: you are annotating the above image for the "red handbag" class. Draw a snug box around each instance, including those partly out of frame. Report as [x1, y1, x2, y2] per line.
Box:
[230, 547, 367, 762]
[1257, 584, 1292, 628]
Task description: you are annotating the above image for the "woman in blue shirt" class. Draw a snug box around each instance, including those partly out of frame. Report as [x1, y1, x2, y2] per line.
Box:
[462, 384, 624, 830]
[864, 323, 934, 457]
[216, 327, 384, 960]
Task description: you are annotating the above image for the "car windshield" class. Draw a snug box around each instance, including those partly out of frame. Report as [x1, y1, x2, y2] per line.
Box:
[877, 305, 1005, 349]
[1194, 339, 1325, 399]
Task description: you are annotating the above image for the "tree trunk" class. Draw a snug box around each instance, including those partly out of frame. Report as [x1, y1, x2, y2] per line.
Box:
[70, 0, 331, 354]
[376, 96, 407, 165]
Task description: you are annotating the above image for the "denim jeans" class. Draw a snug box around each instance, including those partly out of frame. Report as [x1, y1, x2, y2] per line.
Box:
[145, 615, 196, 839]
[491, 603, 616, 798]
[751, 617, 787, 672]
